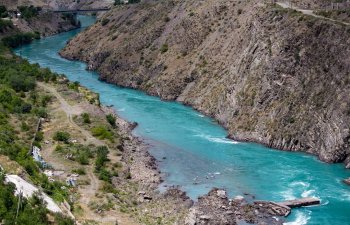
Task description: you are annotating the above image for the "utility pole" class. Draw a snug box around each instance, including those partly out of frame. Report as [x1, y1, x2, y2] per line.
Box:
[15, 190, 22, 224]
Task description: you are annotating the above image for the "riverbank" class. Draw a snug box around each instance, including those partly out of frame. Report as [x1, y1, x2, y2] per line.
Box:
[36, 71, 289, 224]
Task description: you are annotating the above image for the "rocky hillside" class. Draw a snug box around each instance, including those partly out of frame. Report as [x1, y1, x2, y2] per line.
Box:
[0, 0, 112, 10]
[46, 0, 113, 10]
[60, 0, 350, 168]
[13, 11, 80, 37]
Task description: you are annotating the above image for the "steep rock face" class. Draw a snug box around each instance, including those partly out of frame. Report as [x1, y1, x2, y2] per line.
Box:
[14, 12, 80, 36]
[293, 0, 334, 9]
[60, 0, 350, 166]
[0, 0, 112, 10]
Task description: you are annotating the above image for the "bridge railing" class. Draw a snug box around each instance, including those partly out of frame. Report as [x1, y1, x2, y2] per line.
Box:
[52, 8, 110, 13]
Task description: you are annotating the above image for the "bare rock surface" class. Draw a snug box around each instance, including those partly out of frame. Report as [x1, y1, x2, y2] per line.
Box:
[185, 188, 285, 225]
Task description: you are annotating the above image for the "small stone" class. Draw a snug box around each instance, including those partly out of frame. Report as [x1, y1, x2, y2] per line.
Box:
[144, 195, 152, 200]
[217, 190, 226, 198]
[199, 215, 211, 220]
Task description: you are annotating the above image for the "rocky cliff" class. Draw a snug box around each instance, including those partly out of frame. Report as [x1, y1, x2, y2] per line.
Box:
[60, 0, 350, 167]
[0, 0, 112, 10]
[13, 12, 80, 37]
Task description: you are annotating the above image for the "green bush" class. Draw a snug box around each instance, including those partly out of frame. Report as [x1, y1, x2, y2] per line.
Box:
[35, 131, 44, 142]
[106, 114, 116, 127]
[2, 32, 40, 48]
[0, 5, 8, 18]
[101, 18, 110, 26]
[91, 126, 113, 141]
[53, 131, 70, 143]
[160, 44, 168, 53]
[18, 5, 40, 19]
[95, 146, 109, 171]
[76, 151, 90, 165]
[34, 107, 48, 118]
[72, 168, 86, 175]
[81, 113, 91, 124]
[0, 18, 12, 31]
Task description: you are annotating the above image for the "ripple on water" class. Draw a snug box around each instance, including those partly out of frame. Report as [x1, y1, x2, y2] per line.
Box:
[284, 211, 311, 225]
[194, 134, 238, 144]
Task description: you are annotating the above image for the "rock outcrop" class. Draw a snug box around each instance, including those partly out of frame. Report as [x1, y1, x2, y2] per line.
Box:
[60, 0, 350, 167]
[185, 188, 284, 225]
[13, 11, 80, 37]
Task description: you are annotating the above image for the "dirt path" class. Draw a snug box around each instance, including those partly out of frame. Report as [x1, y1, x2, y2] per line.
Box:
[37, 82, 139, 225]
[38, 82, 105, 146]
[276, 2, 350, 26]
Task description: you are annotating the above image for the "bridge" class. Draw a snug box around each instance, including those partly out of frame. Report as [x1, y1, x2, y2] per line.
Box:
[52, 8, 110, 13]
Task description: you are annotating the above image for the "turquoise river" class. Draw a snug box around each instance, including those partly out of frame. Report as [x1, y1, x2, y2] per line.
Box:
[15, 16, 350, 225]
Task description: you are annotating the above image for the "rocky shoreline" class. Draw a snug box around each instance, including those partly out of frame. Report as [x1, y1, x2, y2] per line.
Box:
[101, 106, 291, 224]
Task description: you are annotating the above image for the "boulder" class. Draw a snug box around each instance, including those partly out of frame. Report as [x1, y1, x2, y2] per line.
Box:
[343, 178, 350, 185]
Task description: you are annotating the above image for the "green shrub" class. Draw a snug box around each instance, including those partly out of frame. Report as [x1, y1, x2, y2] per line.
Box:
[81, 113, 91, 124]
[106, 114, 116, 127]
[53, 131, 70, 143]
[101, 18, 110, 26]
[0, 5, 8, 18]
[34, 107, 48, 118]
[68, 81, 79, 91]
[95, 146, 109, 171]
[0, 18, 12, 31]
[160, 44, 168, 53]
[91, 126, 113, 141]
[35, 131, 44, 142]
[18, 5, 40, 19]
[77, 151, 90, 165]
[72, 168, 86, 175]
[2, 32, 40, 48]
[40, 95, 52, 107]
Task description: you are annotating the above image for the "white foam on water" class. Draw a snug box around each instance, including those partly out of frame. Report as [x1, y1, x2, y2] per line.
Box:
[341, 192, 350, 201]
[281, 188, 296, 200]
[283, 211, 311, 225]
[290, 181, 310, 188]
[301, 189, 316, 198]
[195, 134, 238, 144]
[117, 108, 125, 112]
[196, 114, 205, 118]
[320, 199, 329, 206]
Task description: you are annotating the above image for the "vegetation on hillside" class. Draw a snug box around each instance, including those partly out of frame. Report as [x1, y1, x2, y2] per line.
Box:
[18, 5, 41, 19]
[2, 32, 40, 48]
[0, 5, 8, 18]
[0, 45, 73, 224]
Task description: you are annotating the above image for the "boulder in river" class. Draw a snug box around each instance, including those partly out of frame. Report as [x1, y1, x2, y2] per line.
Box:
[343, 178, 350, 185]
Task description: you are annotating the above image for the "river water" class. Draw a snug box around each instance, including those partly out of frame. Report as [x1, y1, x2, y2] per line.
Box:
[15, 16, 350, 225]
